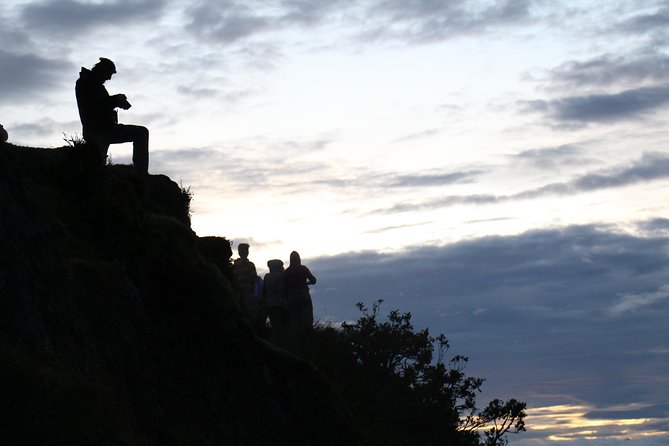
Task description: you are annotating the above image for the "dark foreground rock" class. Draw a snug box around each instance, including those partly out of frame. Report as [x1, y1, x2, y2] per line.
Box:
[0, 143, 355, 445]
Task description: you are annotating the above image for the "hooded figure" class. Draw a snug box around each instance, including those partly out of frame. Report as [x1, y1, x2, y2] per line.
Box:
[284, 251, 316, 334]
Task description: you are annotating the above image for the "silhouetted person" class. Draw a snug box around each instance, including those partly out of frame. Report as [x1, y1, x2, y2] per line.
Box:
[233, 243, 261, 327]
[284, 251, 316, 335]
[0, 124, 7, 143]
[263, 259, 289, 344]
[75, 57, 149, 173]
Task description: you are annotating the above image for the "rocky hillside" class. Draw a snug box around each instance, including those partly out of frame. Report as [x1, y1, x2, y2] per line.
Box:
[0, 142, 355, 445]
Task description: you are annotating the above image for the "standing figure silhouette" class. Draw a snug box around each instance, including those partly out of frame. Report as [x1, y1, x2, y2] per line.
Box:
[75, 57, 149, 173]
[284, 251, 317, 335]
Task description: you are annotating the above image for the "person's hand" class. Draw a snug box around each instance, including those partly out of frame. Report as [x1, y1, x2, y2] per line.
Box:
[114, 94, 132, 110]
[119, 97, 132, 110]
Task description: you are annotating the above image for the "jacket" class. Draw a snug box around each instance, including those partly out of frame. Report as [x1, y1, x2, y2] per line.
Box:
[75, 68, 118, 134]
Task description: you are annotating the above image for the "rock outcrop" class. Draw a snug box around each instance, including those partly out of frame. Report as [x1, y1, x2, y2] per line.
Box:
[0, 143, 354, 445]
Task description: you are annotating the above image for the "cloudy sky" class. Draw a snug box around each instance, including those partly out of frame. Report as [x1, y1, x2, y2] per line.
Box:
[2, 0, 669, 444]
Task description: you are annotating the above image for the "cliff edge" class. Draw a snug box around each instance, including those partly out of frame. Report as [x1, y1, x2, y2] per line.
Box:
[0, 143, 354, 445]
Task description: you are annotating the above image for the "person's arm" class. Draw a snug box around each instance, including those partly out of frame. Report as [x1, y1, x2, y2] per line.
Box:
[304, 267, 316, 285]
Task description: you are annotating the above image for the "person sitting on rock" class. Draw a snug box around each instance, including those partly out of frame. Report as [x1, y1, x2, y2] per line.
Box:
[75, 57, 149, 174]
[0, 124, 8, 143]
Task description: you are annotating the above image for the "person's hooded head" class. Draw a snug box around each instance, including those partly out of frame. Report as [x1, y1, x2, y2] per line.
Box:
[289, 251, 301, 267]
[267, 259, 284, 272]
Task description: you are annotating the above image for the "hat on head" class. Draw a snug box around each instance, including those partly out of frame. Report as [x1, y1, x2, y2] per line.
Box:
[95, 57, 116, 73]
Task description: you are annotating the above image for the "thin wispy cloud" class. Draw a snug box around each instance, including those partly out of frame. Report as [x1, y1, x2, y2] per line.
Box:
[177, 85, 222, 98]
[375, 153, 669, 214]
[392, 128, 443, 143]
[607, 284, 669, 316]
[511, 144, 590, 169]
[383, 170, 481, 187]
[364, 221, 431, 234]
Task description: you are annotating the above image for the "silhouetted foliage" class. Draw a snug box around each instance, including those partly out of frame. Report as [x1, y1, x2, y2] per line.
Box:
[306, 300, 526, 446]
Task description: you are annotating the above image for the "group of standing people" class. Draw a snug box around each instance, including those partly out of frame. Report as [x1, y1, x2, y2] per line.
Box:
[233, 243, 317, 345]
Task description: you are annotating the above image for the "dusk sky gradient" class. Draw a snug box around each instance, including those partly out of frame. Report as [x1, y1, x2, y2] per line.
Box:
[2, 0, 669, 444]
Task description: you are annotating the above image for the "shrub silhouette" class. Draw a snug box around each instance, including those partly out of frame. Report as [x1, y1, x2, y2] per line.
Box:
[306, 300, 526, 446]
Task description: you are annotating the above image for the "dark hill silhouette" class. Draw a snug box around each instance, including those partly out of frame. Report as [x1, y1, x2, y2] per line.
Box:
[0, 142, 354, 445]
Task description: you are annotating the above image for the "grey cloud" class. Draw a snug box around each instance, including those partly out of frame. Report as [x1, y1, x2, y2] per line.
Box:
[0, 50, 73, 102]
[511, 144, 589, 169]
[381, 194, 497, 213]
[522, 84, 669, 125]
[363, 0, 533, 43]
[383, 170, 480, 187]
[186, 2, 272, 44]
[185, 0, 535, 46]
[570, 152, 669, 190]
[310, 223, 669, 410]
[547, 53, 669, 89]
[280, 0, 354, 26]
[177, 85, 222, 98]
[20, 0, 167, 32]
[11, 119, 78, 139]
[259, 167, 481, 195]
[376, 152, 669, 214]
[184, 0, 353, 45]
[279, 168, 481, 193]
[585, 403, 669, 420]
[638, 218, 669, 235]
[620, 6, 669, 35]
[0, 24, 31, 51]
